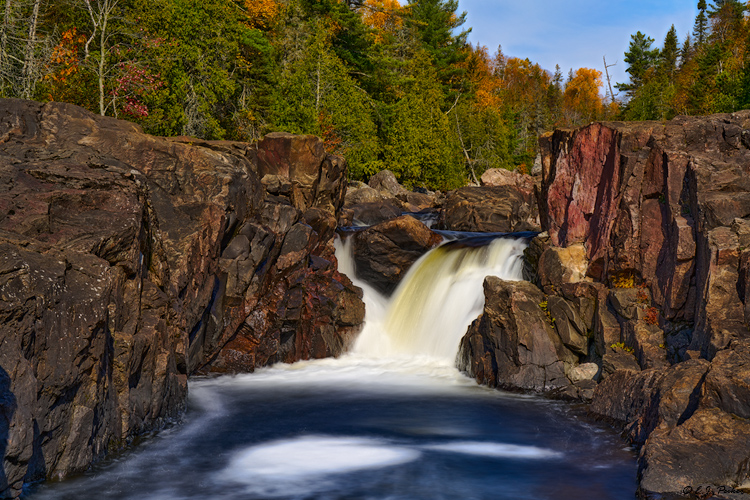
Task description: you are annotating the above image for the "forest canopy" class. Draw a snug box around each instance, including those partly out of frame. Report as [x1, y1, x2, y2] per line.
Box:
[4, 0, 742, 190]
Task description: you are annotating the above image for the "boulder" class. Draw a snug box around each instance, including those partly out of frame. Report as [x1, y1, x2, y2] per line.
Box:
[440, 186, 540, 233]
[457, 277, 576, 392]
[537, 244, 589, 289]
[350, 215, 443, 295]
[480, 168, 535, 198]
[368, 169, 407, 197]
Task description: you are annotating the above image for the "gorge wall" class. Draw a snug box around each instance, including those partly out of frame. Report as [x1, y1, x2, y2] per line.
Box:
[0, 99, 363, 497]
[459, 112, 750, 499]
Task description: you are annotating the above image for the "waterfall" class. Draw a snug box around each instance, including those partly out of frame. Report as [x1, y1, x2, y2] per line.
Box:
[335, 235, 528, 363]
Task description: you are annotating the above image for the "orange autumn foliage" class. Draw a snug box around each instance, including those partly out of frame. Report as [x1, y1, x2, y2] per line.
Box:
[563, 67, 605, 125]
[243, 0, 279, 29]
[44, 28, 87, 102]
[464, 45, 502, 109]
[362, 0, 403, 43]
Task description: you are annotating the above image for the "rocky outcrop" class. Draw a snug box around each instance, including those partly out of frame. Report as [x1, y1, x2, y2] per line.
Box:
[535, 112, 750, 498]
[540, 114, 750, 357]
[349, 215, 442, 295]
[439, 185, 540, 232]
[457, 277, 577, 393]
[0, 100, 363, 496]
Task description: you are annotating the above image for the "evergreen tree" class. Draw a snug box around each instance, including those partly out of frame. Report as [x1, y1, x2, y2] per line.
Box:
[693, 0, 708, 46]
[406, 0, 470, 103]
[660, 25, 679, 81]
[616, 31, 659, 98]
[273, 20, 379, 180]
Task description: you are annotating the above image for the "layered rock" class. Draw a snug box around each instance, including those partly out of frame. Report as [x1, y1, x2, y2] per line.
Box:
[0, 100, 363, 496]
[339, 170, 439, 227]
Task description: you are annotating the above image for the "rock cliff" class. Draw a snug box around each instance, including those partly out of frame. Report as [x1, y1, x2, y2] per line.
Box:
[0, 100, 363, 497]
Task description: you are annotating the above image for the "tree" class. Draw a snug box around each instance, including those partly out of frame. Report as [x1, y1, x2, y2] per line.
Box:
[616, 31, 659, 98]
[381, 50, 463, 189]
[273, 20, 379, 180]
[406, 0, 470, 102]
[693, 0, 708, 46]
[563, 67, 605, 125]
[660, 25, 679, 81]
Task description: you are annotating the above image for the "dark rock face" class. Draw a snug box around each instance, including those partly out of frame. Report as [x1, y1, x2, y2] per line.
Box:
[540, 114, 750, 357]
[0, 100, 363, 496]
[350, 215, 443, 295]
[457, 277, 576, 392]
[440, 185, 540, 232]
[536, 112, 750, 498]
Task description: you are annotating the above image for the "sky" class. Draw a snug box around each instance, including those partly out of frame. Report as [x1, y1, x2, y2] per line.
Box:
[457, 0, 697, 93]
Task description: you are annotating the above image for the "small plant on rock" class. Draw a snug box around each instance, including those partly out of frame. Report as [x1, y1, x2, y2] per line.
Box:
[611, 271, 635, 288]
[644, 306, 659, 325]
[611, 342, 634, 354]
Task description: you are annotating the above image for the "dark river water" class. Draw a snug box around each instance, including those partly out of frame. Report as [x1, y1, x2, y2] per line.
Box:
[29, 357, 636, 500]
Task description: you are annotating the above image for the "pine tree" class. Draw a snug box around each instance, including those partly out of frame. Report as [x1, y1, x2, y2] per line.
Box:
[615, 31, 659, 97]
[406, 0, 470, 103]
[693, 0, 708, 46]
[660, 25, 679, 82]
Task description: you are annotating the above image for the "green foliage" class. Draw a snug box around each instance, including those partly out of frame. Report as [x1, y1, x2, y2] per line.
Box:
[380, 51, 463, 190]
[272, 21, 380, 180]
[406, 0, 470, 103]
[616, 31, 660, 97]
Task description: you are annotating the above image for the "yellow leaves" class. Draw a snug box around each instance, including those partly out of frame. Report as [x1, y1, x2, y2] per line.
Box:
[563, 67, 605, 124]
[243, 0, 279, 29]
[362, 0, 403, 43]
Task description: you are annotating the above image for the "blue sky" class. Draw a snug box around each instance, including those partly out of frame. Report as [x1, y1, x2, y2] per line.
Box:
[457, 0, 697, 92]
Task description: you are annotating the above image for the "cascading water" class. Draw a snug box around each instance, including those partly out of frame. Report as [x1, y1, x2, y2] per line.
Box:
[336, 235, 527, 361]
[30, 231, 637, 500]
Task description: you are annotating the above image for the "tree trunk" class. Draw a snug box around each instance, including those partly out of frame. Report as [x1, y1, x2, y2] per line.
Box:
[1, 0, 12, 75]
[21, 0, 41, 99]
[98, 10, 107, 115]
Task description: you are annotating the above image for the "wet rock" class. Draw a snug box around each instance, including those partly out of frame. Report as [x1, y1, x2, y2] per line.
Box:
[440, 186, 540, 232]
[457, 277, 576, 392]
[346, 200, 402, 227]
[351, 215, 442, 295]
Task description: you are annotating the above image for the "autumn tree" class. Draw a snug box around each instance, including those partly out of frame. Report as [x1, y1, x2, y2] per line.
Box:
[563, 67, 605, 126]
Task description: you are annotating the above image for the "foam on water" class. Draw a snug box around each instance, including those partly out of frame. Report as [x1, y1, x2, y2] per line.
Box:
[424, 441, 564, 459]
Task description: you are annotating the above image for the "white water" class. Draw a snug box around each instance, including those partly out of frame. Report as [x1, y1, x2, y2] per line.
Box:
[336, 235, 527, 362]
